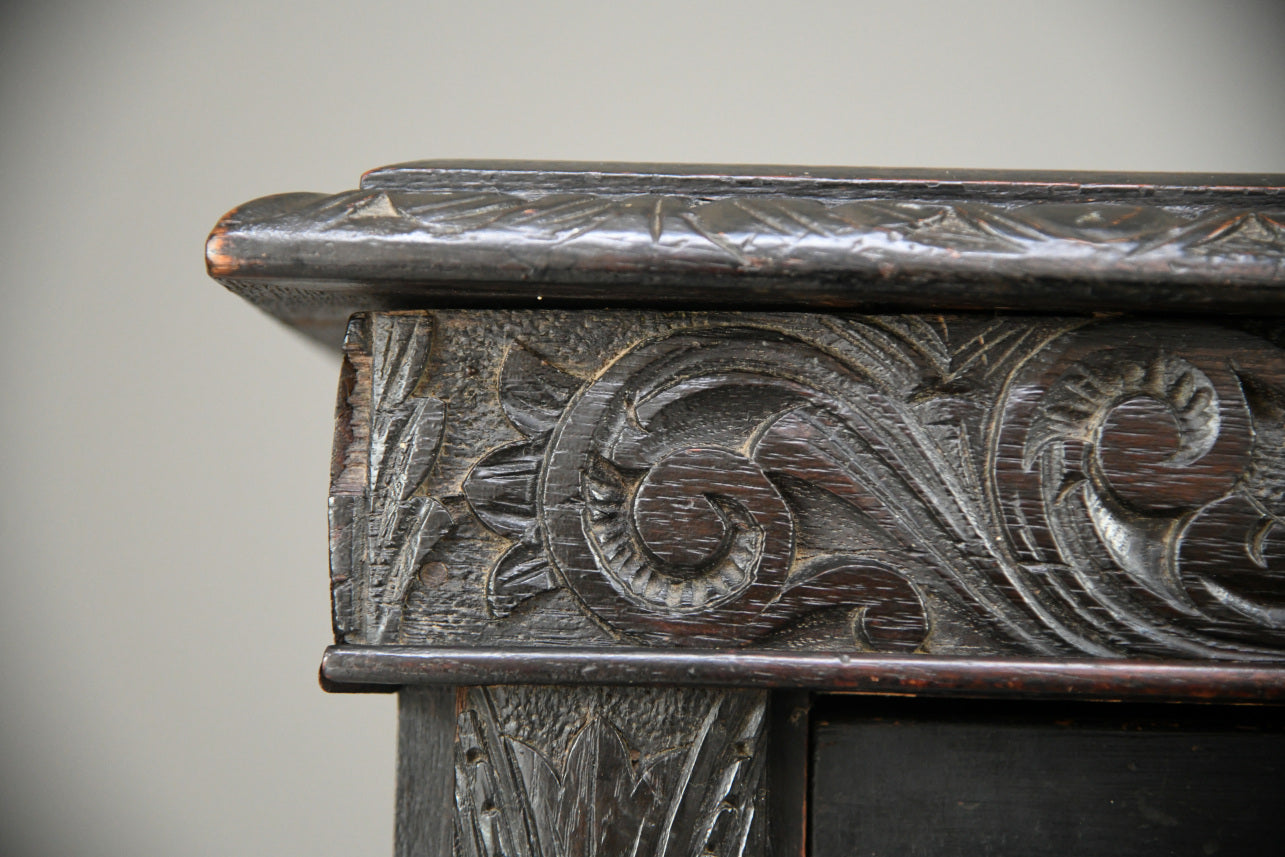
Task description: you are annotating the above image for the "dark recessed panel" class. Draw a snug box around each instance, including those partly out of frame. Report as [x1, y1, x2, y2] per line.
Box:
[811, 697, 1285, 857]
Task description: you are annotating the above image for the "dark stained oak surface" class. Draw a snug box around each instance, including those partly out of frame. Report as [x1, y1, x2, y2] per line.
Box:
[328, 311, 1285, 665]
[208, 163, 1285, 857]
[811, 697, 1285, 857]
[321, 646, 1285, 702]
[394, 688, 455, 857]
[207, 162, 1285, 348]
[360, 162, 1285, 199]
[451, 685, 770, 857]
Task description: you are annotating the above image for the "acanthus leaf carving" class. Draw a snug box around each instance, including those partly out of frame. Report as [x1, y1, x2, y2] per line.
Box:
[454, 315, 1285, 658]
[454, 687, 766, 857]
[344, 311, 1285, 659]
[333, 313, 455, 645]
[485, 543, 557, 619]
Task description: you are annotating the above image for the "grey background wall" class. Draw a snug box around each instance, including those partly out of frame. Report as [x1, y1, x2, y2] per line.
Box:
[1, 1, 1282, 854]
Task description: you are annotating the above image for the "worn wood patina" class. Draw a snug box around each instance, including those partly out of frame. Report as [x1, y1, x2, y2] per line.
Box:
[209, 162, 1285, 857]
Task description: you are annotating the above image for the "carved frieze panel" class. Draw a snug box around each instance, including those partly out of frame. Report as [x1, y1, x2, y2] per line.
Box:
[331, 310, 1285, 659]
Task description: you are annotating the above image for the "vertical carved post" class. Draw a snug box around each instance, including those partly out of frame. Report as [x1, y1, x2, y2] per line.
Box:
[394, 686, 778, 857]
[452, 686, 769, 857]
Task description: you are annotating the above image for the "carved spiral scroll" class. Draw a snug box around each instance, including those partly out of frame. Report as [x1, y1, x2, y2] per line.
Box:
[540, 327, 931, 646]
[584, 447, 793, 614]
[996, 322, 1285, 658]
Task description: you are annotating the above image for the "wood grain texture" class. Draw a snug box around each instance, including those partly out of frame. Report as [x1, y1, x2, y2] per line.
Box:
[206, 163, 1285, 348]
[207, 164, 1285, 857]
[765, 692, 809, 857]
[453, 686, 768, 857]
[359, 162, 1285, 198]
[331, 310, 1285, 663]
[204, 164, 1285, 857]
[396, 688, 457, 857]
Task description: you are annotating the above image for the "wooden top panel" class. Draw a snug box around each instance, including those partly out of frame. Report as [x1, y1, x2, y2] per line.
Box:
[207, 161, 1285, 347]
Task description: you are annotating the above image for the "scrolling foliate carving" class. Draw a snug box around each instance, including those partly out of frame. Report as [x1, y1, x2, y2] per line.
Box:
[336, 310, 1285, 659]
[454, 686, 767, 857]
[996, 323, 1285, 658]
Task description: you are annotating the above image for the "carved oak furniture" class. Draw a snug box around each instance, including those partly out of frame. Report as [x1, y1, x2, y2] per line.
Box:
[208, 162, 1285, 856]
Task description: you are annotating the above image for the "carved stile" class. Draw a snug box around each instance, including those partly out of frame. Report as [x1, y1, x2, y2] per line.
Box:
[331, 314, 454, 645]
[453, 687, 767, 857]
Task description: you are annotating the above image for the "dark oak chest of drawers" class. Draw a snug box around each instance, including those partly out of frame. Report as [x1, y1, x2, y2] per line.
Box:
[208, 162, 1285, 856]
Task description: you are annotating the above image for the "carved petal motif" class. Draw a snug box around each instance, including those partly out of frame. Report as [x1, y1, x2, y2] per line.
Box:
[464, 441, 543, 542]
[500, 342, 582, 438]
[465, 342, 583, 616]
[486, 544, 557, 618]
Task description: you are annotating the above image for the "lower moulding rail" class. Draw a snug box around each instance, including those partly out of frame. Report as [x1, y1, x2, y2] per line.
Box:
[320, 645, 1285, 702]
